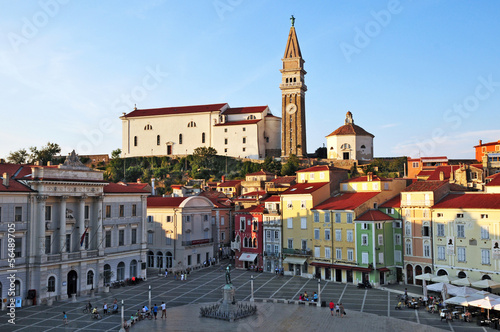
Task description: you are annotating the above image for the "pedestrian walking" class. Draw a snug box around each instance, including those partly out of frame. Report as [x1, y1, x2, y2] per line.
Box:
[103, 302, 108, 315]
[63, 311, 68, 325]
[181, 273, 184, 281]
[165, 269, 168, 278]
[329, 301, 335, 316]
[335, 303, 340, 316]
[340, 303, 345, 318]
[161, 301, 167, 319]
[153, 304, 158, 320]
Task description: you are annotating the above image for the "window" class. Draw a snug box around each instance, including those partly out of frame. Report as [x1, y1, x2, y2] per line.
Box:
[437, 224, 445, 237]
[105, 205, 111, 218]
[481, 214, 488, 219]
[65, 235, 70, 253]
[224, 138, 228, 145]
[423, 244, 430, 257]
[131, 228, 137, 245]
[405, 209, 411, 218]
[187, 121, 196, 127]
[378, 252, 384, 264]
[324, 213, 330, 223]
[481, 249, 490, 265]
[376, 222, 382, 230]
[119, 205, 124, 218]
[437, 213, 443, 218]
[300, 217, 307, 229]
[147, 233, 153, 245]
[222, 232, 226, 241]
[87, 271, 94, 286]
[347, 249, 354, 261]
[84, 233, 89, 249]
[221, 216, 225, 225]
[481, 226, 490, 239]
[240, 217, 246, 231]
[314, 229, 320, 240]
[202, 132, 205, 143]
[157, 135, 161, 145]
[405, 222, 411, 236]
[347, 230, 353, 242]
[44, 235, 51, 254]
[313, 212, 319, 222]
[361, 234, 368, 246]
[325, 229, 331, 240]
[395, 234, 401, 245]
[119, 229, 124, 246]
[325, 247, 331, 259]
[0, 206, 2, 222]
[422, 225, 430, 237]
[48, 276, 55, 292]
[243, 127, 246, 131]
[393, 221, 401, 228]
[15, 207, 22, 221]
[179, 134, 183, 144]
[224, 128, 227, 133]
[335, 213, 341, 223]
[395, 250, 402, 262]
[378, 234, 383, 246]
[144, 124, 153, 130]
[301, 239, 307, 250]
[275, 231, 279, 239]
[310, 173, 315, 180]
[266, 230, 271, 239]
[314, 246, 320, 258]
[84, 205, 90, 220]
[361, 223, 369, 230]
[242, 147, 246, 152]
[320, 172, 325, 180]
[457, 213, 464, 218]
[457, 247, 466, 262]
[336, 248, 342, 260]
[412, 162, 419, 168]
[45, 206, 52, 221]
[132, 204, 137, 217]
[287, 217, 293, 229]
[342, 183, 348, 191]
[300, 200, 306, 209]
[361, 252, 369, 264]
[423, 209, 429, 218]
[147, 215, 153, 223]
[105, 231, 111, 247]
[437, 246, 445, 260]
[242, 137, 246, 144]
[457, 224, 465, 238]
[405, 241, 412, 256]
[134, 136, 138, 146]
[287, 239, 293, 249]
[335, 229, 341, 241]
[346, 213, 353, 224]
[287, 201, 293, 209]
[166, 233, 172, 245]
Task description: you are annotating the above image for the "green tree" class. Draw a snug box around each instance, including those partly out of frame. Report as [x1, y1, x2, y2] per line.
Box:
[125, 165, 143, 182]
[28, 142, 61, 165]
[262, 156, 281, 175]
[281, 154, 299, 176]
[192, 147, 217, 169]
[314, 147, 327, 159]
[7, 148, 28, 164]
[111, 148, 121, 159]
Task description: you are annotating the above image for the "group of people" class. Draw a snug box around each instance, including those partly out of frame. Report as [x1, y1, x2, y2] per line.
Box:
[275, 267, 285, 276]
[329, 301, 346, 318]
[298, 291, 319, 302]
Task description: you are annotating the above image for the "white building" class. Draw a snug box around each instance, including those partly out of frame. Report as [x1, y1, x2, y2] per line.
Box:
[120, 103, 281, 160]
[146, 196, 215, 273]
[0, 152, 150, 305]
[326, 112, 374, 161]
[262, 196, 282, 273]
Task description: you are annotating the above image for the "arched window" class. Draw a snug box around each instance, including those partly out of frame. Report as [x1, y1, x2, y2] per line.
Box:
[179, 134, 183, 144]
[457, 271, 467, 279]
[360, 145, 366, 149]
[187, 121, 196, 127]
[437, 269, 448, 276]
[286, 78, 289, 83]
[244, 237, 248, 248]
[130, 260, 137, 278]
[144, 124, 153, 130]
[166, 252, 173, 268]
[156, 251, 163, 268]
[293, 77, 297, 82]
[117, 262, 125, 280]
[148, 251, 155, 267]
[48, 276, 55, 292]
[482, 274, 492, 280]
[157, 135, 160, 145]
[86, 271, 94, 286]
[202, 132, 205, 144]
[247, 115, 256, 120]
[253, 238, 257, 248]
[14, 280, 20, 296]
[103, 264, 111, 284]
[340, 143, 351, 150]
[134, 136, 138, 147]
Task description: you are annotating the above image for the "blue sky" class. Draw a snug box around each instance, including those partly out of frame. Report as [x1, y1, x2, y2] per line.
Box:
[1, 0, 500, 160]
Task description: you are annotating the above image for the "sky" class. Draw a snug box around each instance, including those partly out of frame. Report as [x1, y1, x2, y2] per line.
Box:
[1, 0, 500, 160]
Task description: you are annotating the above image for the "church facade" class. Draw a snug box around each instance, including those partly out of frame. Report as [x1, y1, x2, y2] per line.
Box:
[120, 103, 281, 160]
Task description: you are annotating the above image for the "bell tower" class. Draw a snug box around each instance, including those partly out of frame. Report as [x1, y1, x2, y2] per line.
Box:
[280, 16, 307, 158]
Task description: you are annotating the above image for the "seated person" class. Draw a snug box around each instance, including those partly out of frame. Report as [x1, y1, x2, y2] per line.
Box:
[92, 307, 98, 315]
[112, 303, 118, 313]
[299, 294, 304, 301]
[313, 292, 318, 302]
[303, 291, 309, 301]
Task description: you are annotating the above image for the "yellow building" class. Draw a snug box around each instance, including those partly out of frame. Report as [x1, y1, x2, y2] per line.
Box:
[432, 193, 500, 283]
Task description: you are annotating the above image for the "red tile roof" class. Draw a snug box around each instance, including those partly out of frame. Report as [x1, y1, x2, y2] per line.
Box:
[474, 140, 500, 148]
[123, 103, 227, 118]
[214, 119, 261, 126]
[326, 123, 374, 138]
[433, 193, 500, 209]
[269, 176, 296, 184]
[104, 182, 150, 193]
[344, 175, 389, 182]
[240, 190, 265, 197]
[218, 180, 242, 188]
[379, 195, 401, 208]
[314, 192, 379, 210]
[281, 182, 329, 195]
[236, 205, 265, 214]
[246, 170, 275, 176]
[486, 173, 500, 186]
[263, 195, 280, 202]
[356, 209, 394, 221]
[222, 106, 268, 115]
[148, 196, 188, 207]
[416, 170, 434, 177]
[296, 165, 342, 173]
[426, 165, 460, 181]
[402, 181, 447, 192]
[0, 165, 34, 192]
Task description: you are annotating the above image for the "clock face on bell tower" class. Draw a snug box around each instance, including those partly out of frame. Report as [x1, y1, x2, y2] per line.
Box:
[280, 17, 307, 158]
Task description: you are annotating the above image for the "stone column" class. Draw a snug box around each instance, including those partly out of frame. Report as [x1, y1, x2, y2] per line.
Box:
[94, 195, 103, 251]
[59, 196, 68, 253]
[37, 195, 48, 256]
[78, 195, 87, 251]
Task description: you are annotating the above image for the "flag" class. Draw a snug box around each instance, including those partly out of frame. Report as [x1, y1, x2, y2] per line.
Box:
[80, 227, 88, 247]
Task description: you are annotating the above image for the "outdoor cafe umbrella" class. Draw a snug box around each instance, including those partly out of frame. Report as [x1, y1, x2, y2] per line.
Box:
[416, 273, 433, 298]
[441, 283, 449, 300]
[427, 282, 459, 294]
[471, 279, 500, 289]
[444, 293, 483, 306]
[451, 277, 473, 287]
[432, 275, 457, 283]
[467, 296, 500, 319]
[449, 286, 478, 297]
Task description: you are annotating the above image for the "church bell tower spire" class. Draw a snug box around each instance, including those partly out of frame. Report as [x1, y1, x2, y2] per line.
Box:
[280, 16, 307, 158]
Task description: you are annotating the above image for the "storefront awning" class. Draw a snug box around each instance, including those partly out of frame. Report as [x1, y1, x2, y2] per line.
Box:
[283, 257, 307, 265]
[377, 267, 390, 272]
[239, 253, 258, 262]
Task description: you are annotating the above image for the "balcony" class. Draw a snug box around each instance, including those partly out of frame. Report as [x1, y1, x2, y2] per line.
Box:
[264, 251, 280, 257]
[47, 254, 61, 262]
[282, 248, 312, 256]
[68, 252, 81, 260]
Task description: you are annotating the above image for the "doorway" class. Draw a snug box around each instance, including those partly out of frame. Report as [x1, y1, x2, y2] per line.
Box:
[347, 270, 353, 283]
[325, 268, 331, 280]
[380, 271, 385, 285]
[67, 270, 78, 297]
[343, 152, 349, 160]
[335, 269, 342, 282]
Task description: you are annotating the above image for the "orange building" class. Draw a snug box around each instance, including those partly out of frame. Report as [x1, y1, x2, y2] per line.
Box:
[474, 139, 500, 162]
[406, 156, 448, 179]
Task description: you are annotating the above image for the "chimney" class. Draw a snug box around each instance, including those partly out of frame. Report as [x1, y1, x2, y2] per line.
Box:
[2, 173, 9, 187]
[137, 178, 142, 183]
[151, 178, 156, 196]
[367, 172, 373, 182]
[439, 171, 444, 181]
[479, 139, 482, 145]
[221, 175, 225, 183]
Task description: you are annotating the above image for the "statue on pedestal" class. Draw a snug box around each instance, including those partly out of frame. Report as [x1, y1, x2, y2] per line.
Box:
[225, 265, 232, 284]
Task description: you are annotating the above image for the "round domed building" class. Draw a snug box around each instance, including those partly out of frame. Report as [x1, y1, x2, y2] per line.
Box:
[326, 112, 374, 161]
